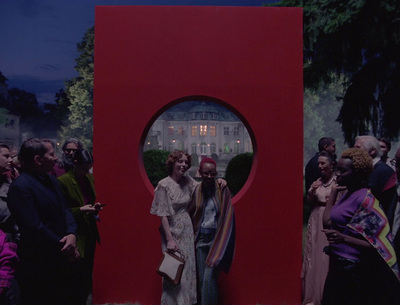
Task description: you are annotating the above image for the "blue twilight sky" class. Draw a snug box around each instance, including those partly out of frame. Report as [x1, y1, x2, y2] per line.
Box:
[0, 0, 278, 104]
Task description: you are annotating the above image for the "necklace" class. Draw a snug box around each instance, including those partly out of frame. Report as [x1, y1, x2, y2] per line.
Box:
[322, 176, 335, 187]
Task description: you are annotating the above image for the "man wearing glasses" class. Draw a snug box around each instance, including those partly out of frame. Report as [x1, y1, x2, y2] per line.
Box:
[189, 157, 235, 305]
[52, 138, 83, 177]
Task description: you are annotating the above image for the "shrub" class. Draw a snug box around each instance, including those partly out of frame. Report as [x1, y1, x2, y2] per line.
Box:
[143, 149, 170, 187]
[225, 152, 253, 196]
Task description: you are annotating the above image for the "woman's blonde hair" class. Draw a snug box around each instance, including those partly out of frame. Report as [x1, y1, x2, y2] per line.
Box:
[341, 147, 373, 182]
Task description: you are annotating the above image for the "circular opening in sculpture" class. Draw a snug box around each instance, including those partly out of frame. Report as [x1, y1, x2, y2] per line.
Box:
[140, 96, 257, 202]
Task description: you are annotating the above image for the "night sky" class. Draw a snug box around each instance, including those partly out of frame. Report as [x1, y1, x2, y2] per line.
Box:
[0, 0, 278, 104]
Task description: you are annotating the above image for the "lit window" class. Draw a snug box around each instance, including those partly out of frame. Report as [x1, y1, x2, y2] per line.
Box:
[192, 126, 198, 136]
[210, 126, 216, 136]
[200, 125, 207, 136]
[168, 126, 174, 135]
[178, 126, 184, 135]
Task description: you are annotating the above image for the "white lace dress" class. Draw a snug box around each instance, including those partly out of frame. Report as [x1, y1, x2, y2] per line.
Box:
[150, 175, 198, 305]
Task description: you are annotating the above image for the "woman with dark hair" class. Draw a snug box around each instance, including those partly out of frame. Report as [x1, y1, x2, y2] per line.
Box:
[302, 151, 336, 305]
[322, 148, 400, 305]
[150, 150, 224, 305]
[58, 149, 103, 305]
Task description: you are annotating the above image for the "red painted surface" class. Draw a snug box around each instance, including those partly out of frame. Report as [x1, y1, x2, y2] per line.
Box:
[93, 6, 303, 305]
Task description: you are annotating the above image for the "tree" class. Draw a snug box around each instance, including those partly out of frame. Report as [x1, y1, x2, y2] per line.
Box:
[6, 88, 41, 118]
[269, 0, 400, 144]
[0, 70, 62, 139]
[54, 88, 71, 124]
[225, 152, 253, 197]
[304, 77, 346, 163]
[0, 71, 7, 84]
[59, 26, 94, 150]
[6, 88, 48, 138]
[0, 71, 8, 125]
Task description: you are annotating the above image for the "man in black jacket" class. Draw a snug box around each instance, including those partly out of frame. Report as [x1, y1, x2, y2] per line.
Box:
[7, 138, 78, 305]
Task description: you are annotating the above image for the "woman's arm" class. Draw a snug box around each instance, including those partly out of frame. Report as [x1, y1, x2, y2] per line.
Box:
[322, 228, 372, 249]
[322, 183, 344, 229]
[160, 216, 178, 252]
[306, 180, 322, 205]
[216, 178, 226, 189]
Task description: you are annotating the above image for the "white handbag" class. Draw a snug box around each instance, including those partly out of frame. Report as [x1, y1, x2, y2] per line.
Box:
[156, 250, 185, 285]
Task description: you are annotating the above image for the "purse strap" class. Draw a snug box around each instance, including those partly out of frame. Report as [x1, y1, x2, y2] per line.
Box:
[167, 249, 184, 260]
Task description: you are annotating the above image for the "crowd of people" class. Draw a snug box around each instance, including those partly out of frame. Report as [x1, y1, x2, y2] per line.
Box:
[150, 151, 236, 305]
[303, 135, 400, 305]
[0, 138, 103, 305]
[4, 134, 399, 305]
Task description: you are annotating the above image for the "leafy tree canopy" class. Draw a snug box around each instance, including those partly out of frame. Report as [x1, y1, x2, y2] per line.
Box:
[304, 77, 346, 163]
[269, 0, 400, 144]
[59, 26, 94, 150]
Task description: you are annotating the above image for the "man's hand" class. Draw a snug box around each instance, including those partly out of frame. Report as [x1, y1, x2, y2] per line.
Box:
[60, 234, 80, 260]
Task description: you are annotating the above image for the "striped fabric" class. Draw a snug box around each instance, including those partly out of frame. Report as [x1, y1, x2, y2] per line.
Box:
[348, 190, 400, 280]
[191, 182, 235, 273]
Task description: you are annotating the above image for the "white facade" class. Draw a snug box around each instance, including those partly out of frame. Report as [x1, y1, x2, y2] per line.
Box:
[144, 101, 253, 176]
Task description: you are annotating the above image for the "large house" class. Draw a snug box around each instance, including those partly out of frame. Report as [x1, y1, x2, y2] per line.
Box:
[144, 100, 253, 176]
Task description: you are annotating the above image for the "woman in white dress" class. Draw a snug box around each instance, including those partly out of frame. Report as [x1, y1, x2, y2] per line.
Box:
[150, 151, 198, 305]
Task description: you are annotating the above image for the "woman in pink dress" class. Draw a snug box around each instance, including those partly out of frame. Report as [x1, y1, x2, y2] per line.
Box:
[302, 151, 336, 305]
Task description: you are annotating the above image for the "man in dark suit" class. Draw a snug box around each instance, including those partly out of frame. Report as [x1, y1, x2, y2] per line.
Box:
[354, 135, 397, 226]
[7, 138, 79, 305]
